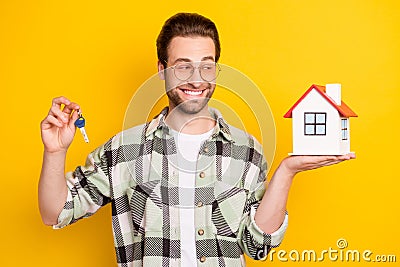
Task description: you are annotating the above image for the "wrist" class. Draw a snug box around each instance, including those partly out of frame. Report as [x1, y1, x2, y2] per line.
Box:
[43, 148, 68, 156]
[277, 158, 297, 180]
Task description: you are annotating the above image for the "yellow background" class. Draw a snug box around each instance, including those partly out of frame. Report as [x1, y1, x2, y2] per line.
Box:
[1, 0, 399, 266]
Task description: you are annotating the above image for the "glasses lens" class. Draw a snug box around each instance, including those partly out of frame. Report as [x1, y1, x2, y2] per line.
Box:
[172, 62, 220, 82]
[174, 63, 194, 81]
[199, 63, 218, 82]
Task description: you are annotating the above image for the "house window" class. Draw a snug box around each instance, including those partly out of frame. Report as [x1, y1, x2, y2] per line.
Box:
[341, 118, 348, 140]
[304, 112, 326, 135]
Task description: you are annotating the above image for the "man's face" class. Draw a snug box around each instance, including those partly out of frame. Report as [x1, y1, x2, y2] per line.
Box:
[160, 36, 217, 114]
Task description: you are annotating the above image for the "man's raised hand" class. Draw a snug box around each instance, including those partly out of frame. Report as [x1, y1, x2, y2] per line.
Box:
[40, 96, 80, 153]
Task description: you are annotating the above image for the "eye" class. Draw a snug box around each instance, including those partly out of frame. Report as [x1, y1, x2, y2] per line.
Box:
[176, 64, 192, 70]
[200, 64, 214, 70]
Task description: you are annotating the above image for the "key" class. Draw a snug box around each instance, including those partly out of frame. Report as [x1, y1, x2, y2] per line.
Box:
[74, 110, 89, 143]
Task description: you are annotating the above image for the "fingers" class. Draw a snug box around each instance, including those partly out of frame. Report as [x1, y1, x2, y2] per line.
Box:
[339, 153, 356, 160]
[284, 154, 355, 174]
[300, 154, 354, 164]
[41, 114, 64, 129]
[312, 159, 343, 167]
[51, 96, 71, 110]
[292, 155, 335, 168]
[62, 102, 80, 115]
[48, 97, 80, 124]
[303, 154, 355, 170]
[48, 106, 69, 124]
[68, 108, 80, 128]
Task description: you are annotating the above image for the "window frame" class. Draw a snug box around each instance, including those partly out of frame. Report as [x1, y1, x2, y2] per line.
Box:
[304, 112, 327, 136]
[341, 118, 348, 140]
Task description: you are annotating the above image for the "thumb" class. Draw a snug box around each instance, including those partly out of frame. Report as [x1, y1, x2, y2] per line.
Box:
[68, 110, 80, 129]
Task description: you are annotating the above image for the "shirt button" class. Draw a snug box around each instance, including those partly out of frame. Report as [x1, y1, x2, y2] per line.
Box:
[198, 229, 204, 236]
[199, 172, 205, 178]
[203, 146, 209, 153]
[200, 256, 206, 262]
[197, 201, 203, 207]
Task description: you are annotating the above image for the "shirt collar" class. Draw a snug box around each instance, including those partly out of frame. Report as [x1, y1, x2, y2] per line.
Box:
[145, 106, 233, 142]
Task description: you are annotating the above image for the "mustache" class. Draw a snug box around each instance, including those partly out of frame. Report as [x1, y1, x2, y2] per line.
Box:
[177, 83, 212, 90]
[166, 80, 214, 92]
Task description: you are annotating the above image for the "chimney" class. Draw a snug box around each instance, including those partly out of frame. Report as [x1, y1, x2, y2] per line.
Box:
[325, 83, 341, 105]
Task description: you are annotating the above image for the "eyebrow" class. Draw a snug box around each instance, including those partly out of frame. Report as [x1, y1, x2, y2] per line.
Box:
[172, 56, 215, 65]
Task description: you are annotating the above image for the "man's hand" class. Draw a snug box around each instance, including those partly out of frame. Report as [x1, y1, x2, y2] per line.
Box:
[279, 153, 356, 178]
[40, 96, 80, 153]
[255, 153, 356, 233]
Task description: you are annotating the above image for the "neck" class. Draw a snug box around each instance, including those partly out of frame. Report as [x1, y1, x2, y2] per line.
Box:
[165, 105, 216, 135]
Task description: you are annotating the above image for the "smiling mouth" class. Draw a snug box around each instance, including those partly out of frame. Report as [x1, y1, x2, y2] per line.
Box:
[180, 88, 205, 96]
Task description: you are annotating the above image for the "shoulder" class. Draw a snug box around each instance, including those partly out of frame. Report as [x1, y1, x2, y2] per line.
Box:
[105, 122, 150, 151]
[227, 124, 264, 154]
[225, 123, 268, 189]
[210, 107, 264, 155]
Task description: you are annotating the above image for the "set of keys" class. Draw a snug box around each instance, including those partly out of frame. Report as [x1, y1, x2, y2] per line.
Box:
[74, 110, 89, 143]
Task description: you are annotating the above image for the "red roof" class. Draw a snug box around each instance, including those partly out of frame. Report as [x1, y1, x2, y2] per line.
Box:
[284, 84, 358, 118]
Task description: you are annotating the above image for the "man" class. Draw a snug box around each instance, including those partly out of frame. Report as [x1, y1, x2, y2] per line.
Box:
[39, 13, 354, 266]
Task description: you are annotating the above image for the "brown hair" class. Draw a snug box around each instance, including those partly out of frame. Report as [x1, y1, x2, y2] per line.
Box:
[156, 13, 221, 67]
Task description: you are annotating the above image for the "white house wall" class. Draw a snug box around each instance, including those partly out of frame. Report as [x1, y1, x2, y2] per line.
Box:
[292, 89, 341, 155]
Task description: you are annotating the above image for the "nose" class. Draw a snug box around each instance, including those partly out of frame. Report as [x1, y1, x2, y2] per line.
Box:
[188, 67, 203, 88]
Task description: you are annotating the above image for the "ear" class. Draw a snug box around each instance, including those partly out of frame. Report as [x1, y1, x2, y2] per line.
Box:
[157, 60, 165, 80]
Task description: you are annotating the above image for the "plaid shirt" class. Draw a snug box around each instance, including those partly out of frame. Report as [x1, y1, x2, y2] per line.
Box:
[54, 107, 288, 267]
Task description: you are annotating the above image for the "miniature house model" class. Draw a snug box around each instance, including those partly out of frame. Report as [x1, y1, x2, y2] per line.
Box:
[284, 84, 357, 155]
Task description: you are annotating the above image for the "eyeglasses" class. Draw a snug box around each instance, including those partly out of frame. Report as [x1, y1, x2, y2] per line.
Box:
[164, 60, 221, 82]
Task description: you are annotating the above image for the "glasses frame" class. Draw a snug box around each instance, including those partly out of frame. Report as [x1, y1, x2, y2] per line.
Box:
[163, 60, 221, 82]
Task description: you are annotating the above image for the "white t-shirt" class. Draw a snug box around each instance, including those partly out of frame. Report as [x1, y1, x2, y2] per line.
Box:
[171, 128, 214, 267]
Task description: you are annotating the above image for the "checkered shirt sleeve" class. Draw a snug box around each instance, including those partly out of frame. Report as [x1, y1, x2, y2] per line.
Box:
[53, 144, 112, 228]
[235, 141, 288, 259]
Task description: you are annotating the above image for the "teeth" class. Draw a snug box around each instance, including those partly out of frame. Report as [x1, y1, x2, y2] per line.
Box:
[183, 90, 202, 96]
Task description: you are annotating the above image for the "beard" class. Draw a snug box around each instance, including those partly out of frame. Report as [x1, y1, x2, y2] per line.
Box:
[166, 83, 215, 114]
